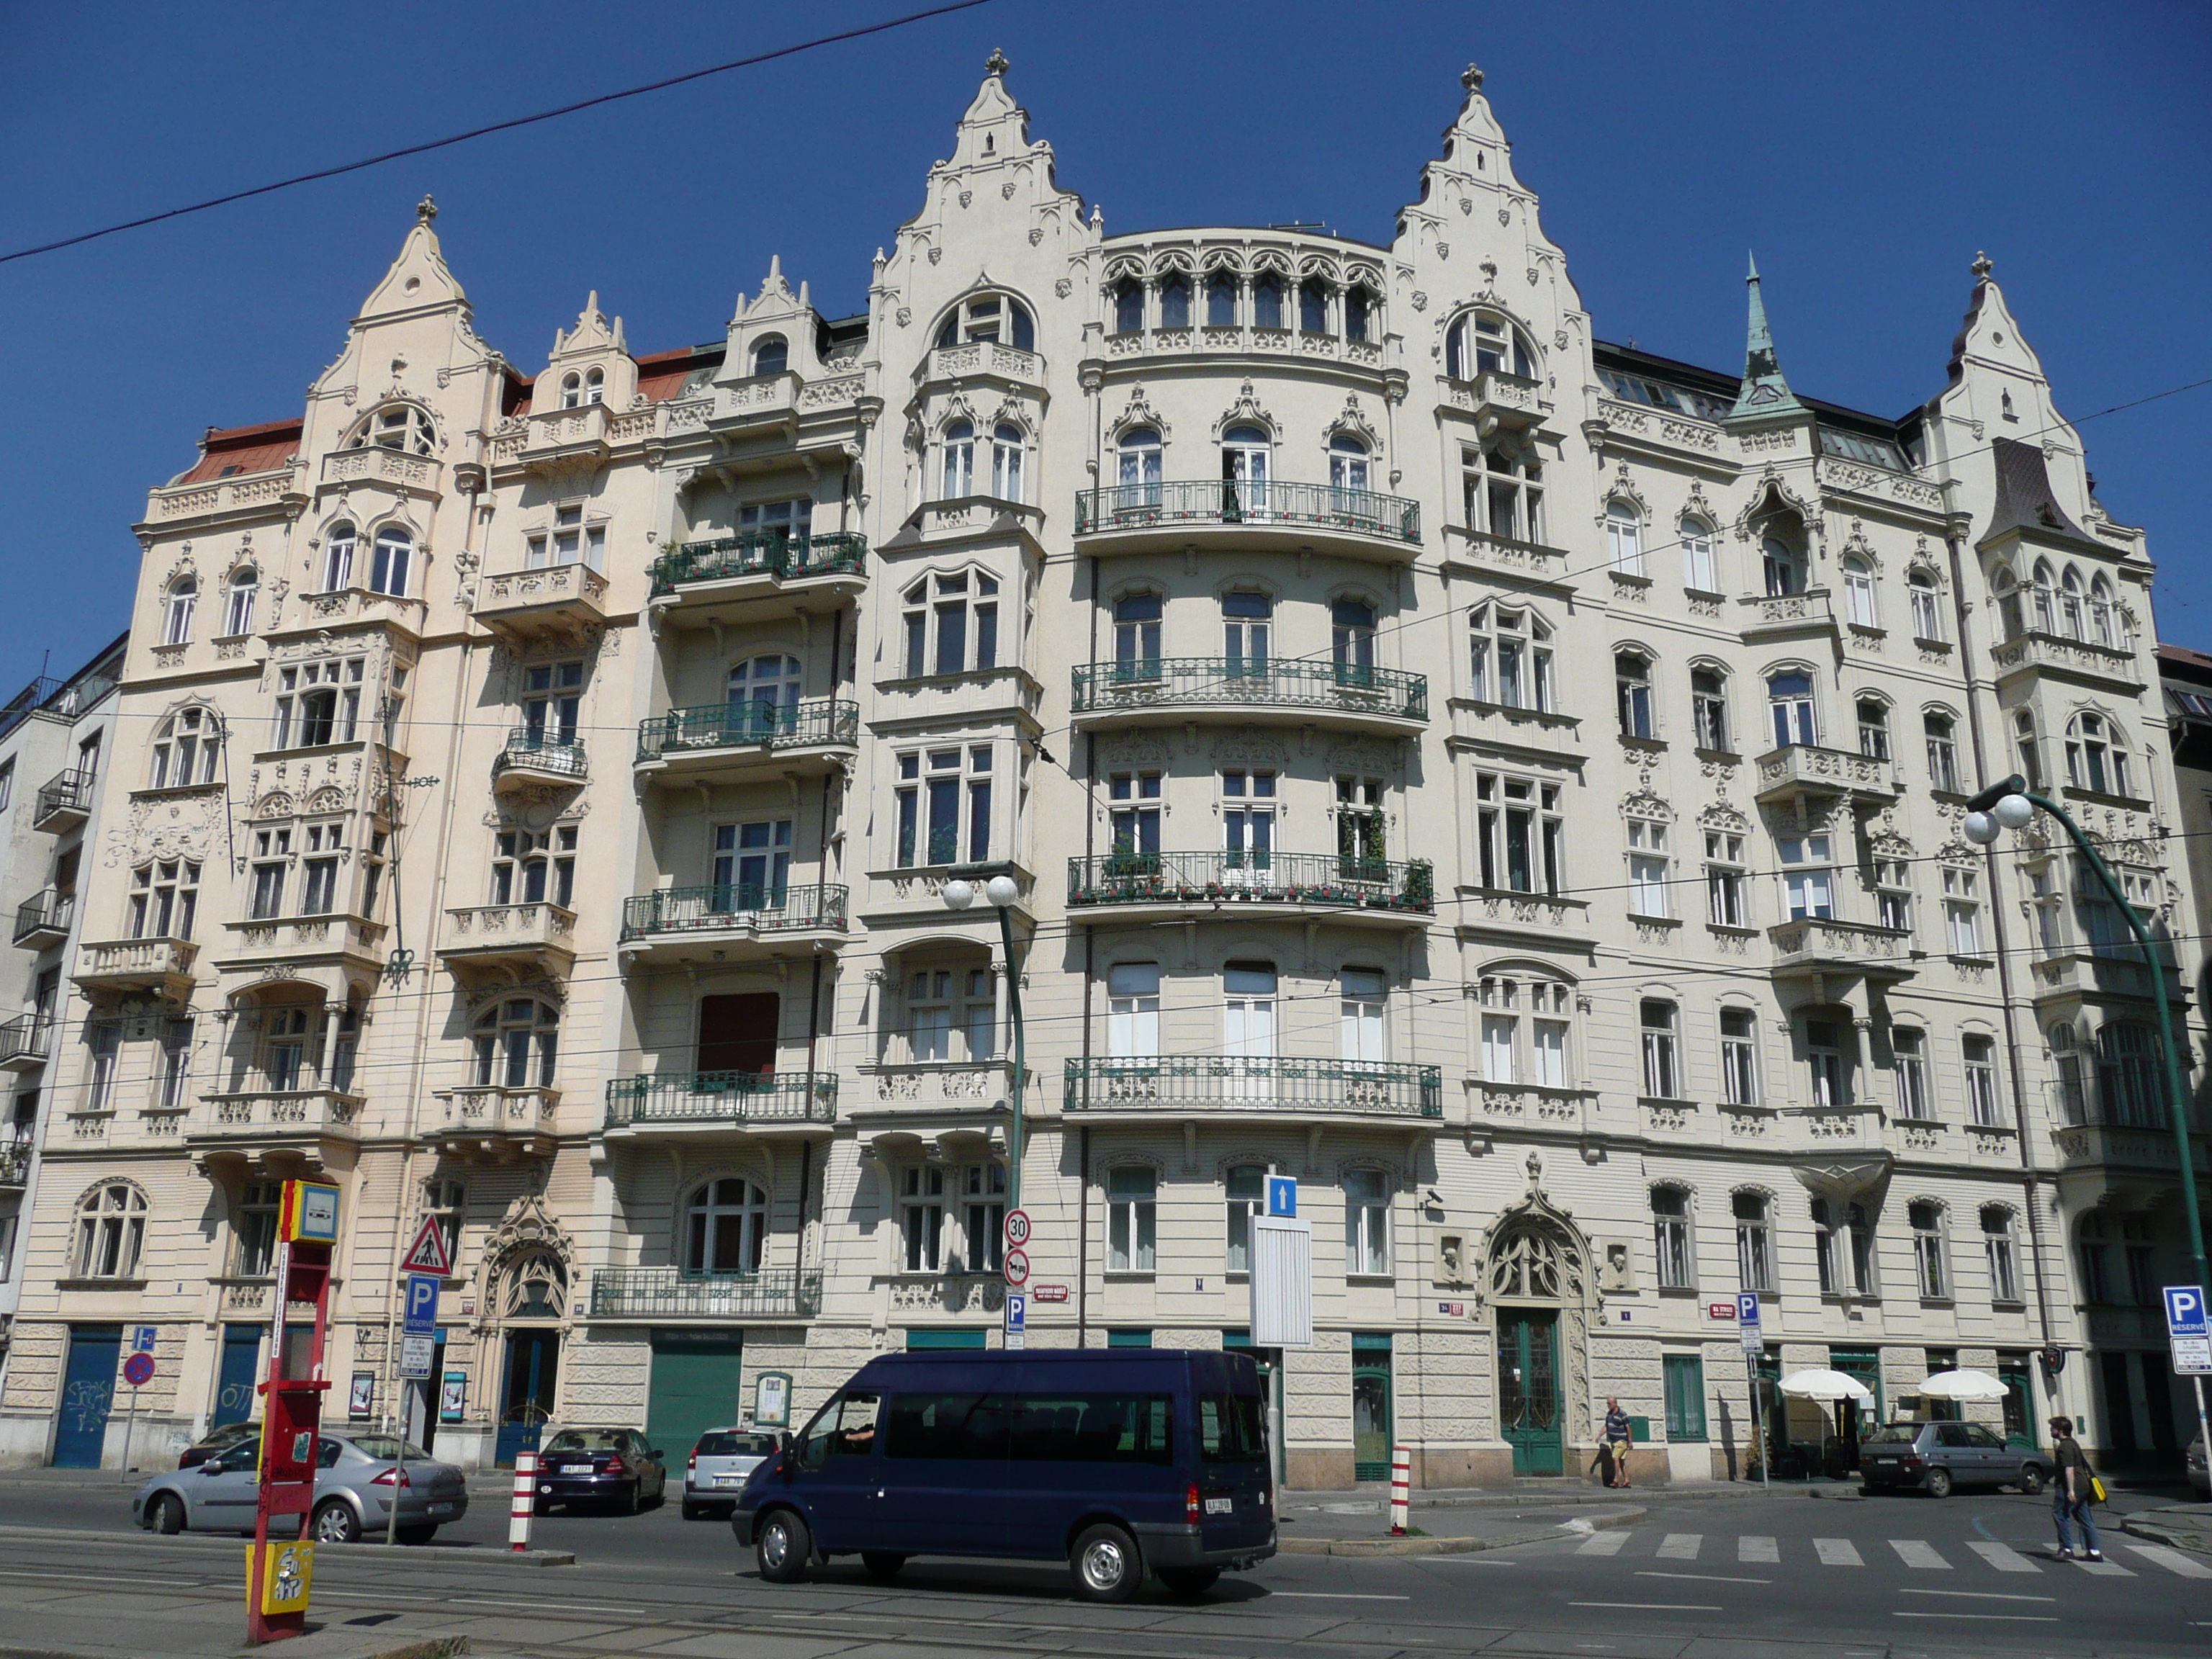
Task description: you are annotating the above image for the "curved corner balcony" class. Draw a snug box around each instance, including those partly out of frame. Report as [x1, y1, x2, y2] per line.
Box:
[1064, 1055, 1443, 1121]
[619, 884, 849, 968]
[1071, 657, 1426, 737]
[603, 1070, 837, 1138]
[647, 531, 868, 626]
[634, 698, 858, 787]
[1074, 481, 1420, 560]
[493, 728, 587, 792]
[1069, 852, 1434, 925]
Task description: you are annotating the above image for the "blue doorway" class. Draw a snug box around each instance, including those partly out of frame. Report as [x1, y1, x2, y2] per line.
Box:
[496, 1328, 558, 1467]
[54, 1326, 121, 1467]
[214, 1325, 264, 1428]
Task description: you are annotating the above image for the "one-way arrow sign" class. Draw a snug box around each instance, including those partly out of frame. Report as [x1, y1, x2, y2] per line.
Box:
[400, 1215, 453, 1277]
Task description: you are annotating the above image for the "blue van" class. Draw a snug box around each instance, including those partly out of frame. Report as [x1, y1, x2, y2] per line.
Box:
[732, 1348, 1275, 1600]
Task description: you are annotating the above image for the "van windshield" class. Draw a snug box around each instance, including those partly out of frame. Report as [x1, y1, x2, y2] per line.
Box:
[1200, 1393, 1267, 1463]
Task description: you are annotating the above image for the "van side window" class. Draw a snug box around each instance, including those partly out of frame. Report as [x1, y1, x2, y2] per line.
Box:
[1007, 1393, 1174, 1464]
[799, 1392, 881, 1469]
[1199, 1393, 1268, 1462]
[885, 1393, 1010, 1460]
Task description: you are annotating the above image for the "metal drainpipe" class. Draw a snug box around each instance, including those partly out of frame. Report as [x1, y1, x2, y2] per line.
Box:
[1943, 527, 2059, 1364]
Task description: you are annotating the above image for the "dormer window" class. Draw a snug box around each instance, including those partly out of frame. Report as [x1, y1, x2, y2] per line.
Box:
[750, 336, 788, 377]
[559, 368, 606, 408]
[939, 292, 1035, 351]
[348, 404, 436, 457]
[1447, 310, 1536, 380]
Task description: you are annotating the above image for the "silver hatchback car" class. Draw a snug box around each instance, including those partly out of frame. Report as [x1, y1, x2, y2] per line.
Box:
[680, 1427, 780, 1519]
[133, 1432, 469, 1544]
[1858, 1420, 2054, 1498]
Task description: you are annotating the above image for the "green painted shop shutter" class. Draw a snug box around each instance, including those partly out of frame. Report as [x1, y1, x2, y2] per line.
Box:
[647, 1330, 745, 1462]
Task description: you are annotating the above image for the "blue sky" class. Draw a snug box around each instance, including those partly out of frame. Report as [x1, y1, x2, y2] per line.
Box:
[1, 1, 2206, 688]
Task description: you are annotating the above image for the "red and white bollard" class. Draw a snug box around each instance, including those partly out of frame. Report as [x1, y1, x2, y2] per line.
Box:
[509, 1449, 537, 1552]
[1388, 1444, 1411, 1535]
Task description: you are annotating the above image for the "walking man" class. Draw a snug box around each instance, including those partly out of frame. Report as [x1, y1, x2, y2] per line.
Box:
[2049, 1416, 2103, 1562]
[1602, 1397, 1634, 1489]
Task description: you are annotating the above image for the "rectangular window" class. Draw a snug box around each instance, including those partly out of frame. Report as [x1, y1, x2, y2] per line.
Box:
[1911, 1202, 1947, 1298]
[895, 752, 920, 867]
[521, 660, 584, 745]
[1807, 1019, 1849, 1107]
[1339, 968, 1387, 1063]
[1720, 1008, 1758, 1105]
[1627, 820, 1669, 917]
[234, 1179, 281, 1277]
[1344, 1169, 1390, 1277]
[957, 1162, 1007, 1274]
[1108, 772, 1162, 863]
[1107, 1166, 1156, 1271]
[1221, 770, 1277, 873]
[251, 862, 285, 921]
[86, 1023, 121, 1112]
[1875, 859, 1912, 933]
[1734, 1193, 1773, 1292]
[1943, 867, 1982, 954]
[1653, 1191, 1692, 1289]
[1705, 832, 1747, 926]
[902, 1166, 945, 1272]
[1663, 1354, 1707, 1442]
[1225, 1165, 1264, 1272]
[1107, 962, 1159, 1058]
[1892, 1028, 1930, 1120]
[1779, 835, 1834, 920]
[1532, 1017, 1568, 1087]
[1983, 1208, 2020, 1302]
[1640, 1000, 1678, 1099]
[1963, 1035, 2001, 1126]
[1481, 1013, 1516, 1083]
[1472, 771, 1564, 896]
[301, 858, 339, 916]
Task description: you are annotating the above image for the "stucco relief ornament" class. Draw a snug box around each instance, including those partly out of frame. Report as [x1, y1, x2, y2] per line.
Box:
[1028, 228, 1043, 246]
[1054, 279, 1071, 297]
[1410, 291, 1426, 313]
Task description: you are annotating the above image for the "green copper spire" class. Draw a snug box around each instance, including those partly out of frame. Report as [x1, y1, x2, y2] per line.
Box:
[1726, 253, 1805, 423]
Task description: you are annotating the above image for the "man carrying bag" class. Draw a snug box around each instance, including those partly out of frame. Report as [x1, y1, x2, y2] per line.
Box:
[2048, 1416, 2104, 1562]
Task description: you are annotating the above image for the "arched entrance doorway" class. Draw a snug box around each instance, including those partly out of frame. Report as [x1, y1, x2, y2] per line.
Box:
[493, 1249, 567, 1467]
[1485, 1157, 1593, 1477]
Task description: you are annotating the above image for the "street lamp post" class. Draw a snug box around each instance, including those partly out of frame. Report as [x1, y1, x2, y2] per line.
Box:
[1964, 774, 2211, 1458]
[943, 873, 1025, 1209]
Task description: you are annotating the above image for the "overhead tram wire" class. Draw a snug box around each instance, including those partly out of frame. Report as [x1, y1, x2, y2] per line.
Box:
[0, 1, 997, 268]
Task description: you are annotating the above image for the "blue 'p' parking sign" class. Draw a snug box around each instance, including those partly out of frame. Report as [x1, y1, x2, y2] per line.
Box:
[2164, 1284, 2211, 1375]
[403, 1273, 441, 1339]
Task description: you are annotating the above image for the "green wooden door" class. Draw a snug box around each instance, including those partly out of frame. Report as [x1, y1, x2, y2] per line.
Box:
[647, 1331, 745, 1464]
[1498, 1310, 1563, 1475]
[1997, 1354, 2034, 1448]
[1352, 1364, 1393, 1482]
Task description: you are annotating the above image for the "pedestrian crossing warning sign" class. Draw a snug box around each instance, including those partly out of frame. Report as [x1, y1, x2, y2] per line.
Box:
[400, 1215, 453, 1276]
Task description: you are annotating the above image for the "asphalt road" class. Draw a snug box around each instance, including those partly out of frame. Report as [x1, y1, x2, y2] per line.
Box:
[0, 1480, 2206, 1658]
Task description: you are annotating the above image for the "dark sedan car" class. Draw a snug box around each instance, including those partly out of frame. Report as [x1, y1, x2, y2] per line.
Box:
[534, 1427, 668, 1514]
[175, 1421, 256, 1470]
[1859, 1420, 2054, 1497]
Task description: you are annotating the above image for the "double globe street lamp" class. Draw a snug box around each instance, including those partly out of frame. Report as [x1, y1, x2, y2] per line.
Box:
[942, 873, 1025, 1209]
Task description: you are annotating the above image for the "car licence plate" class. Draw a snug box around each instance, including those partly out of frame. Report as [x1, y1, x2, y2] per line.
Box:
[428, 1503, 454, 1515]
[562, 1464, 593, 1474]
[1204, 1497, 1232, 1515]
[714, 1473, 744, 1488]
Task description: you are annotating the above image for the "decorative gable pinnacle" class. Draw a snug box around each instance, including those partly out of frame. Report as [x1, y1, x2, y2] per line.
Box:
[1724, 253, 1806, 425]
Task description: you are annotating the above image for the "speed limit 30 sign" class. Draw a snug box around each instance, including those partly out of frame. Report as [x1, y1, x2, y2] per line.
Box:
[1003, 1208, 1032, 1249]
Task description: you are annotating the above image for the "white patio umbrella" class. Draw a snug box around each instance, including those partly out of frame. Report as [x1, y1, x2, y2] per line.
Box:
[1778, 1369, 1875, 1478]
[1918, 1368, 2010, 1403]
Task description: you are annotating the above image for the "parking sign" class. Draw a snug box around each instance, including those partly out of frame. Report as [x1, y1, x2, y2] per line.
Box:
[2164, 1285, 2211, 1375]
[1737, 1291, 1763, 1353]
[403, 1274, 441, 1339]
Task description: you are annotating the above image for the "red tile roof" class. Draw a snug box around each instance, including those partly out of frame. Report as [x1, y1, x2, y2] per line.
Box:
[2157, 642, 2212, 676]
[637, 346, 714, 404]
[178, 418, 302, 485]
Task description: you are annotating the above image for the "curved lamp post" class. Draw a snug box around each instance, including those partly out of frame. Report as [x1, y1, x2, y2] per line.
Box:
[1964, 775, 2209, 1374]
[943, 873, 1024, 1208]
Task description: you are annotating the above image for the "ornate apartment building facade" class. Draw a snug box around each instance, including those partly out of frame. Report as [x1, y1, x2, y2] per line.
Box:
[3, 57, 2203, 1483]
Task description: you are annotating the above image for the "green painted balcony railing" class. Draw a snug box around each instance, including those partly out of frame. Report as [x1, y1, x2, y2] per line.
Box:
[1069, 850, 1434, 914]
[1070, 657, 1427, 721]
[603, 1069, 837, 1128]
[589, 1265, 823, 1319]
[648, 531, 868, 598]
[495, 727, 587, 778]
[635, 698, 859, 764]
[1064, 1055, 1444, 1118]
[1074, 480, 1419, 544]
[620, 884, 849, 942]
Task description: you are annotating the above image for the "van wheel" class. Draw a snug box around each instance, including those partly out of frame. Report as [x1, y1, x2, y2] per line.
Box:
[2017, 1464, 2046, 1496]
[756, 1509, 811, 1583]
[148, 1493, 184, 1535]
[1159, 1566, 1220, 1599]
[1071, 1523, 1143, 1603]
[1924, 1467, 1953, 1499]
[862, 1552, 907, 1581]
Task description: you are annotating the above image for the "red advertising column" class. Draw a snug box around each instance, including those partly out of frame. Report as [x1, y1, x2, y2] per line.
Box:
[246, 1179, 341, 1645]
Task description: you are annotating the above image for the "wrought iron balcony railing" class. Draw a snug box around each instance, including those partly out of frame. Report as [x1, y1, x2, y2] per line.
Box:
[0, 1015, 51, 1066]
[589, 1264, 823, 1319]
[604, 1070, 837, 1127]
[648, 531, 868, 598]
[32, 768, 96, 825]
[1071, 655, 1426, 721]
[1066, 1054, 1442, 1118]
[635, 699, 859, 764]
[495, 727, 588, 779]
[620, 884, 848, 942]
[1069, 850, 1434, 914]
[13, 888, 73, 945]
[1074, 480, 1419, 544]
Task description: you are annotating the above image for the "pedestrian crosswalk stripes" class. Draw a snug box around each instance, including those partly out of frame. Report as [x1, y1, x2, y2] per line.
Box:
[1552, 1532, 2209, 1580]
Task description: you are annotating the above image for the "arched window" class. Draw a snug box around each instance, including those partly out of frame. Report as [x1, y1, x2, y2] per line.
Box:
[1908, 570, 1943, 640]
[368, 526, 411, 597]
[1681, 518, 1717, 592]
[1446, 310, 1536, 379]
[321, 523, 357, 593]
[1332, 598, 1377, 678]
[990, 423, 1025, 501]
[1615, 651, 1655, 738]
[938, 292, 1035, 351]
[1329, 434, 1370, 494]
[1470, 604, 1554, 711]
[1157, 273, 1190, 330]
[162, 577, 197, 647]
[1222, 423, 1271, 511]
[1841, 555, 1877, 627]
[1252, 274, 1285, 331]
[223, 568, 258, 637]
[349, 404, 436, 457]
[1761, 534, 1802, 598]
[1112, 278, 1143, 335]
[1298, 278, 1331, 335]
[1924, 711, 1960, 793]
[750, 336, 788, 377]
[729, 653, 802, 736]
[2013, 709, 2045, 789]
[2097, 1022, 2164, 1128]
[940, 421, 975, 499]
[2065, 712, 2132, 796]
[2060, 566, 2087, 639]
[584, 367, 603, 404]
[150, 706, 220, 788]
[2087, 573, 2119, 648]
[2031, 559, 2058, 632]
[685, 1177, 766, 1275]
[1992, 565, 2024, 639]
[472, 998, 557, 1089]
[1849, 698, 1887, 763]
[1344, 284, 1375, 343]
[1768, 670, 1817, 748]
[559, 372, 582, 409]
[1606, 502, 1642, 575]
[1464, 442, 1544, 541]
[1116, 426, 1161, 501]
[1205, 271, 1237, 327]
[1651, 1186, 1692, 1288]
[1910, 1200, 1948, 1298]
[1691, 667, 1729, 750]
[74, 1182, 148, 1279]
